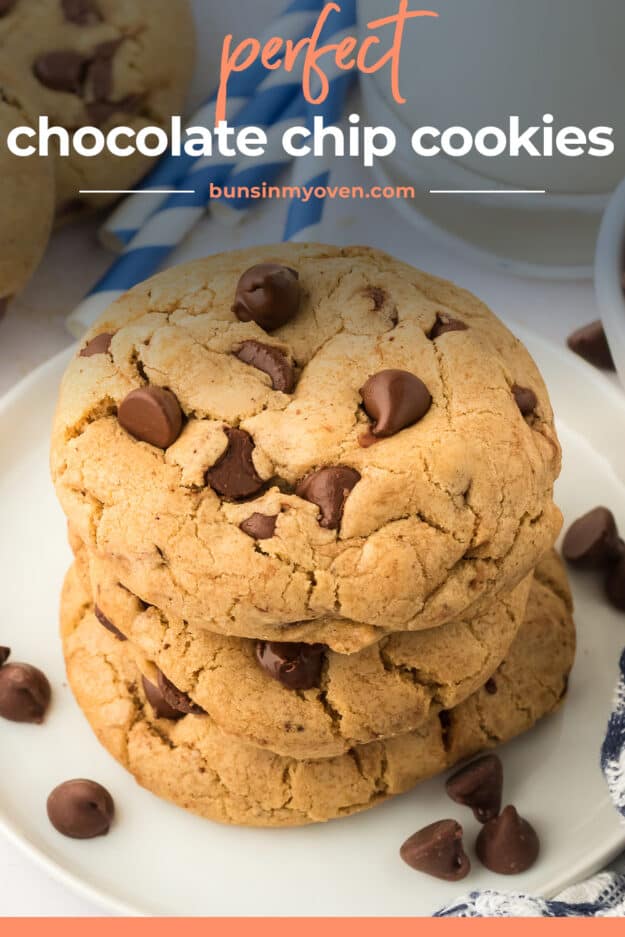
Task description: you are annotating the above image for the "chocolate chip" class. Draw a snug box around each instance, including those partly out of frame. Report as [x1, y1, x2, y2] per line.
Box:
[156, 670, 205, 716]
[476, 805, 539, 875]
[0, 0, 17, 16]
[47, 780, 114, 839]
[94, 606, 126, 642]
[512, 384, 538, 416]
[562, 507, 622, 569]
[0, 663, 51, 723]
[86, 94, 142, 126]
[400, 820, 470, 881]
[360, 369, 432, 437]
[205, 428, 265, 501]
[446, 754, 503, 823]
[80, 332, 113, 358]
[235, 340, 295, 393]
[484, 677, 497, 695]
[255, 642, 325, 690]
[240, 513, 277, 540]
[568, 321, 615, 372]
[366, 287, 388, 311]
[429, 314, 468, 339]
[86, 40, 120, 102]
[233, 264, 301, 331]
[142, 675, 185, 721]
[296, 466, 361, 530]
[33, 51, 89, 93]
[62, 0, 102, 25]
[0, 647, 9, 666]
[606, 555, 625, 612]
[118, 386, 183, 449]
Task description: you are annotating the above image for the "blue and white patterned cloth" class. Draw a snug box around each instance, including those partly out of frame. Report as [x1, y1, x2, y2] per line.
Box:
[437, 648, 625, 917]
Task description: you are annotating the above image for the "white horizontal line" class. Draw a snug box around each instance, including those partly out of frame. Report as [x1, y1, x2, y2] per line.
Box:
[429, 189, 547, 195]
[79, 189, 197, 195]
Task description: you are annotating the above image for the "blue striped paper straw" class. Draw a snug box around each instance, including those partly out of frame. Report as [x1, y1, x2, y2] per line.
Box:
[284, 0, 356, 242]
[100, 0, 323, 251]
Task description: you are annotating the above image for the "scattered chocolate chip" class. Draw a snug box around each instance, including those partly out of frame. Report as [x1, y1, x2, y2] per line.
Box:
[86, 94, 142, 126]
[446, 754, 503, 823]
[0, 0, 17, 16]
[360, 369, 432, 438]
[235, 340, 295, 393]
[366, 287, 388, 311]
[156, 670, 205, 716]
[512, 384, 538, 417]
[256, 641, 325, 690]
[429, 314, 468, 339]
[400, 820, 470, 881]
[562, 507, 623, 569]
[296, 466, 361, 530]
[567, 321, 615, 372]
[233, 264, 301, 331]
[240, 513, 277, 540]
[118, 386, 183, 449]
[606, 555, 625, 612]
[358, 431, 380, 449]
[86, 40, 120, 101]
[0, 647, 9, 666]
[47, 780, 114, 839]
[0, 663, 51, 723]
[80, 332, 113, 358]
[33, 50, 89, 93]
[205, 428, 265, 501]
[484, 677, 497, 695]
[62, 0, 102, 25]
[94, 606, 126, 642]
[476, 805, 539, 875]
[142, 675, 185, 721]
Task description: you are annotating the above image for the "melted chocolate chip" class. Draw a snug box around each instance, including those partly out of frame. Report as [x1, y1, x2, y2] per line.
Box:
[606, 555, 625, 612]
[366, 287, 388, 311]
[0, 0, 17, 16]
[94, 606, 126, 642]
[205, 428, 265, 501]
[360, 369, 432, 437]
[296, 466, 361, 530]
[142, 675, 185, 721]
[562, 507, 623, 569]
[240, 513, 277, 540]
[86, 40, 120, 101]
[156, 671, 205, 716]
[80, 332, 113, 358]
[235, 340, 295, 393]
[86, 94, 142, 126]
[400, 820, 470, 881]
[429, 314, 468, 339]
[476, 805, 540, 875]
[62, 0, 102, 25]
[255, 641, 325, 690]
[0, 647, 10, 666]
[233, 264, 301, 331]
[512, 384, 538, 417]
[33, 51, 89, 93]
[484, 677, 497, 695]
[47, 780, 114, 839]
[446, 754, 503, 823]
[0, 663, 51, 723]
[118, 386, 183, 450]
[568, 321, 615, 372]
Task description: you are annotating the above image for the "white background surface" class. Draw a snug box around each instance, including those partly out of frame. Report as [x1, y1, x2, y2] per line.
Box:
[1, 0, 624, 916]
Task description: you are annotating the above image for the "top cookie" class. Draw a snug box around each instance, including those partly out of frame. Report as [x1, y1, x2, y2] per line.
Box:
[51, 245, 562, 642]
[0, 0, 195, 212]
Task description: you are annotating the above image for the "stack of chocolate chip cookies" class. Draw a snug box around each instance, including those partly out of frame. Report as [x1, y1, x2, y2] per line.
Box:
[51, 244, 576, 827]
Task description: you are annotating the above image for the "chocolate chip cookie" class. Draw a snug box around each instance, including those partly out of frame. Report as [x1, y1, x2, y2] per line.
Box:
[0, 72, 55, 305]
[52, 245, 562, 646]
[1, 0, 195, 211]
[60, 552, 575, 827]
[79, 540, 536, 759]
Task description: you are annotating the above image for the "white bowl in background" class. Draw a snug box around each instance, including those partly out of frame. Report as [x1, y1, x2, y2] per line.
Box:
[595, 178, 625, 387]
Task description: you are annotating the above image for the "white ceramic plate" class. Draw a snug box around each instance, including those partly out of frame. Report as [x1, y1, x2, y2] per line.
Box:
[1, 332, 625, 917]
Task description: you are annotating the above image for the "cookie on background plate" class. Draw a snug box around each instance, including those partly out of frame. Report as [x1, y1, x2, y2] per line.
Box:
[0, 73, 55, 310]
[52, 245, 562, 647]
[0, 0, 196, 214]
[60, 551, 575, 827]
[78, 538, 533, 759]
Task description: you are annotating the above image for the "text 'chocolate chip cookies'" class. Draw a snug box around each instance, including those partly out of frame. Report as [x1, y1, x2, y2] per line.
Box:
[52, 245, 572, 832]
